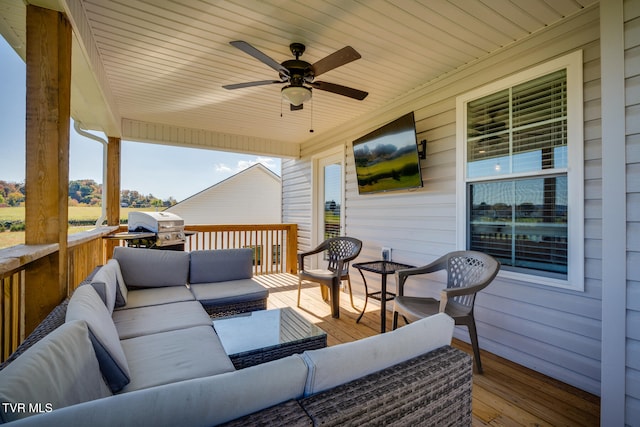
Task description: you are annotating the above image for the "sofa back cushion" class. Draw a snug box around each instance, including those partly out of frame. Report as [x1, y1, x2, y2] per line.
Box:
[0, 320, 112, 423]
[113, 246, 189, 288]
[189, 249, 253, 284]
[8, 355, 309, 426]
[89, 260, 123, 314]
[301, 312, 454, 396]
[109, 259, 129, 307]
[66, 285, 131, 392]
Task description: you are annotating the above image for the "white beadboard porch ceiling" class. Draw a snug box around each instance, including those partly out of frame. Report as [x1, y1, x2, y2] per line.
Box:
[3, 0, 597, 153]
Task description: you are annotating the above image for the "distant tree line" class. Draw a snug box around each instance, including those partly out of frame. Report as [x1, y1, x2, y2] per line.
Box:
[0, 180, 177, 208]
[0, 181, 25, 207]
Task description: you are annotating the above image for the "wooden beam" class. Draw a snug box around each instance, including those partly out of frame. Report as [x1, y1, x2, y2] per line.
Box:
[24, 5, 72, 334]
[105, 136, 121, 259]
[106, 137, 121, 226]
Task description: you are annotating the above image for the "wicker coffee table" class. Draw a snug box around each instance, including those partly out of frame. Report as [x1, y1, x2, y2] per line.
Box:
[212, 307, 327, 369]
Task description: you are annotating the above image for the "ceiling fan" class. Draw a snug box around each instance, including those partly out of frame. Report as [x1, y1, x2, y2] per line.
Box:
[223, 41, 368, 110]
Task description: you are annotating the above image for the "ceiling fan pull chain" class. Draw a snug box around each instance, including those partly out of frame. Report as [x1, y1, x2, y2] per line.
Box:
[309, 97, 314, 133]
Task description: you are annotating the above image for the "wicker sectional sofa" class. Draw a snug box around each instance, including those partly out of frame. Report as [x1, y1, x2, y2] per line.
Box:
[0, 247, 473, 426]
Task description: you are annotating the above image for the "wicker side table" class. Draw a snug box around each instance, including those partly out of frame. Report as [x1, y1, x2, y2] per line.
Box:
[213, 308, 327, 369]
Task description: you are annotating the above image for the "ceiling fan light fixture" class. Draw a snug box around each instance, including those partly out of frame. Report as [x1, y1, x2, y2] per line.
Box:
[281, 85, 312, 106]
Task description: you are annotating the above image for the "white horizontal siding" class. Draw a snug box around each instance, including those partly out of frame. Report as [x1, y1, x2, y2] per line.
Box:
[122, 119, 299, 159]
[281, 158, 312, 250]
[166, 165, 281, 224]
[626, 0, 640, 420]
[282, 6, 606, 395]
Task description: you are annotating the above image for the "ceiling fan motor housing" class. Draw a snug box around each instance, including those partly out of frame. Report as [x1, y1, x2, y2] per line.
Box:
[281, 59, 314, 86]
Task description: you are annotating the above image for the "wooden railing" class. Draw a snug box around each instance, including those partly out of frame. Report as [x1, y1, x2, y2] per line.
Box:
[0, 223, 298, 362]
[184, 224, 298, 275]
[0, 227, 117, 362]
[1, 258, 28, 362]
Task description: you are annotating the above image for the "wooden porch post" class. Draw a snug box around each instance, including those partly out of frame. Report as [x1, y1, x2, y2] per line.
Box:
[287, 224, 298, 274]
[105, 136, 121, 259]
[24, 5, 72, 333]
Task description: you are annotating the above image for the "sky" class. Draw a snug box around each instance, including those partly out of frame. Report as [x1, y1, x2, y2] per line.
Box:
[0, 37, 280, 202]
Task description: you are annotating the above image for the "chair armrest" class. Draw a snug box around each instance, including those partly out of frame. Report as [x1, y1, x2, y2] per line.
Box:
[395, 258, 447, 296]
[297, 244, 329, 268]
[441, 282, 487, 298]
[439, 283, 486, 312]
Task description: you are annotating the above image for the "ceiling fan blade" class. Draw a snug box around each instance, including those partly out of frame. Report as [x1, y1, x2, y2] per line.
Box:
[222, 80, 283, 90]
[230, 41, 289, 76]
[311, 81, 368, 100]
[312, 46, 361, 77]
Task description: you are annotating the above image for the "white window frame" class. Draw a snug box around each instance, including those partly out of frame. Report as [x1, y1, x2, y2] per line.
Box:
[455, 51, 584, 291]
[312, 147, 345, 249]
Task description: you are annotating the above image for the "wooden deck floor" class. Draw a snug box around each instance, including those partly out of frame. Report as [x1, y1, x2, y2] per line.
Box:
[255, 273, 601, 427]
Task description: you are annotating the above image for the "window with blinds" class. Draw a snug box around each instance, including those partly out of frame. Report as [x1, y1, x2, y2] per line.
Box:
[465, 69, 570, 279]
[466, 70, 568, 179]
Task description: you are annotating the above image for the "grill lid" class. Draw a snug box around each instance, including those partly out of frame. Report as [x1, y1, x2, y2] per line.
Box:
[128, 211, 184, 233]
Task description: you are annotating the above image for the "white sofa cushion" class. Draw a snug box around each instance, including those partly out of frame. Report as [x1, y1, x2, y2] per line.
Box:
[117, 286, 194, 310]
[8, 355, 309, 427]
[189, 279, 268, 305]
[113, 246, 189, 288]
[66, 285, 131, 392]
[189, 249, 253, 284]
[120, 325, 234, 393]
[0, 320, 112, 423]
[301, 312, 454, 396]
[111, 300, 212, 340]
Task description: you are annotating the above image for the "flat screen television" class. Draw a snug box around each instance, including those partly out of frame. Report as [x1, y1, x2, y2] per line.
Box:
[352, 112, 423, 194]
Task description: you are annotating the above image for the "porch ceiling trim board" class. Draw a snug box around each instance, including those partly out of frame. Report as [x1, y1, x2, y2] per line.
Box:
[61, 0, 121, 136]
[0, 0, 25, 58]
[121, 119, 300, 159]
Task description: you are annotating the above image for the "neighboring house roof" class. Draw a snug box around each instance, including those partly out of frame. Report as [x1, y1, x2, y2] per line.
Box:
[165, 163, 281, 225]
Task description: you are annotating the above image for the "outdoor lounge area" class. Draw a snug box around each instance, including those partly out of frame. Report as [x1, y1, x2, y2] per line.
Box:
[0, 0, 636, 425]
[0, 244, 600, 425]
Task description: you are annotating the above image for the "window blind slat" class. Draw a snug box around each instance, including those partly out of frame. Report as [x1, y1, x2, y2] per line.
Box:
[513, 70, 566, 128]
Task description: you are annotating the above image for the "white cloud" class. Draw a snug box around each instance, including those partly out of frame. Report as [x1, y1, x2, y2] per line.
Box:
[214, 163, 233, 173]
[216, 157, 279, 176]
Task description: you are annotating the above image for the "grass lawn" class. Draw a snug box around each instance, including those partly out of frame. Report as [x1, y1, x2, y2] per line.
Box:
[0, 206, 156, 249]
[0, 227, 97, 249]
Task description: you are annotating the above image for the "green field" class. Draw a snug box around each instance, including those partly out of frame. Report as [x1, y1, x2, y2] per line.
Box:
[0, 206, 156, 222]
[0, 206, 156, 249]
[355, 152, 422, 193]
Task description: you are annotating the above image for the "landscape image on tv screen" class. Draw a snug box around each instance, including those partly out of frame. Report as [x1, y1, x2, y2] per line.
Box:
[352, 112, 423, 194]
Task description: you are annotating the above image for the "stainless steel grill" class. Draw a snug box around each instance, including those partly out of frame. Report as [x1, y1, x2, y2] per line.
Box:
[128, 211, 186, 247]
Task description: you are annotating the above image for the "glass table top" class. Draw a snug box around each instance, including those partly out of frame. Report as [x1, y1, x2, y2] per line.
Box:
[212, 307, 326, 356]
